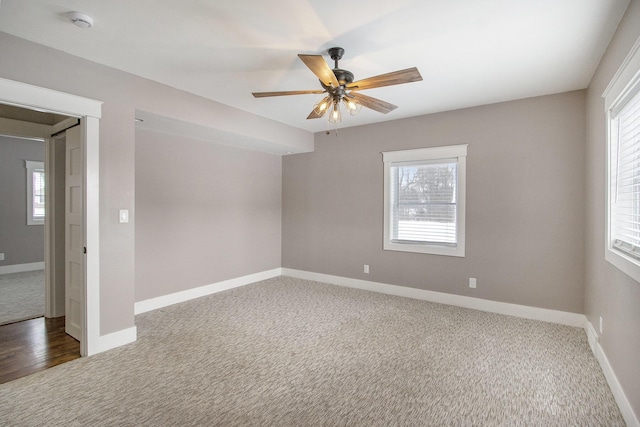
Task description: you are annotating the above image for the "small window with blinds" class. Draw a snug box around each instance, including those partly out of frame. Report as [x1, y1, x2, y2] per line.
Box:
[25, 160, 45, 225]
[383, 145, 467, 257]
[609, 84, 640, 262]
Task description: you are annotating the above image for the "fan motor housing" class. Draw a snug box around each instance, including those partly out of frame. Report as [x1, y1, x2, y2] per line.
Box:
[333, 68, 354, 85]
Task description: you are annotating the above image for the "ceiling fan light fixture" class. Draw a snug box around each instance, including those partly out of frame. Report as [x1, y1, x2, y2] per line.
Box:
[344, 97, 362, 116]
[328, 99, 342, 124]
[313, 95, 331, 116]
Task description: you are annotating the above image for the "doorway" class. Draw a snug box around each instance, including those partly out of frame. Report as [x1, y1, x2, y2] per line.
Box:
[0, 106, 76, 320]
[0, 106, 85, 382]
[0, 76, 102, 357]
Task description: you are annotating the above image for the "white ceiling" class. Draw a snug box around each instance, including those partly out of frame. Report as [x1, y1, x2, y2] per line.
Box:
[0, 0, 631, 133]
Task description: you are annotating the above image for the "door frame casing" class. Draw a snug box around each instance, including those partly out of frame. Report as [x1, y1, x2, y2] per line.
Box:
[0, 77, 102, 356]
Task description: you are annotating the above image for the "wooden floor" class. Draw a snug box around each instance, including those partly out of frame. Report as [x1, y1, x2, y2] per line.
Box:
[0, 317, 80, 384]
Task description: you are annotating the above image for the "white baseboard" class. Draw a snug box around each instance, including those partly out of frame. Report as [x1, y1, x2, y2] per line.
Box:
[586, 319, 599, 354]
[99, 326, 137, 353]
[134, 268, 282, 315]
[585, 320, 640, 427]
[0, 261, 44, 275]
[282, 268, 586, 328]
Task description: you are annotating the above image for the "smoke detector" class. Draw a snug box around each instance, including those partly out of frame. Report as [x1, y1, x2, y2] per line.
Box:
[67, 11, 94, 28]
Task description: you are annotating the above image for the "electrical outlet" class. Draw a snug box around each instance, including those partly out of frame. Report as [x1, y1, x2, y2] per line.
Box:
[0, 252, 4, 261]
[469, 278, 477, 288]
[364, 264, 369, 274]
[599, 316, 603, 335]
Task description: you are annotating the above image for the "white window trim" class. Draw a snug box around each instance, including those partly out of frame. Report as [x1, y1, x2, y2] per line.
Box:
[603, 35, 640, 282]
[382, 144, 467, 257]
[25, 159, 45, 226]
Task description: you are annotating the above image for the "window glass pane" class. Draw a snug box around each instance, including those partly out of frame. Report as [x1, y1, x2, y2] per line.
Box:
[612, 86, 640, 259]
[25, 160, 45, 225]
[390, 161, 457, 244]
[33, 169, 45, 218]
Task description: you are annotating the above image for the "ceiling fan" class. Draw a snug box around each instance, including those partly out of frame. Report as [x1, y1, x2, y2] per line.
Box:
[252, 47, 423, 124]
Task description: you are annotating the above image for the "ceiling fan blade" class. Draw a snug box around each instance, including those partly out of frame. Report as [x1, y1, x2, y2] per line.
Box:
[347, 67, 422, 91]
[298, 54, 339, 88]
[349, 92, 397, 114]
[252, 89, 325, 98]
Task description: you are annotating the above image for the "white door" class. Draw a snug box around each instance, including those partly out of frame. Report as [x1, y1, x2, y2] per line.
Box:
[65, 125, 83, 341]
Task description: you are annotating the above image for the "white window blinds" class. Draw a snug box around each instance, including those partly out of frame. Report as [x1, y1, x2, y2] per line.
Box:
[611, 85, 640, 259]
[389, 160, 458, 245]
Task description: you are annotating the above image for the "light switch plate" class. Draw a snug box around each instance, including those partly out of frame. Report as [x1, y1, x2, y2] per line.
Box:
[119, 209, 129, 223]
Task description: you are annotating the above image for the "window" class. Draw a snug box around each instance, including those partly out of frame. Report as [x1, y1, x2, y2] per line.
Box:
[25, 160, 45, 225]
[604, 36, 640, 281]
[383, 144, 467, 257]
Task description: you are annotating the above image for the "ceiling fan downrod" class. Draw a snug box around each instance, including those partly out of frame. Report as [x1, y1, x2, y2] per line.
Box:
[328, 47, 345, 69]
[327, 47, 354, 87]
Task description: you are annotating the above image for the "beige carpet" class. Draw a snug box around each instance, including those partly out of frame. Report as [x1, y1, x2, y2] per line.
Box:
[0, 276, 625, 426]
[0, 270, 45, 326]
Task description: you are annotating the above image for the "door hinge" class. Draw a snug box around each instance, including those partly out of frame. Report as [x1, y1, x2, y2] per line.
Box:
[83, 247, 87, 254]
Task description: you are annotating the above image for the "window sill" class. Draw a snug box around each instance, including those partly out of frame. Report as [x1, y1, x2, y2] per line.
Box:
[384, 240, 465, 257]
[605, 247, 640, 283]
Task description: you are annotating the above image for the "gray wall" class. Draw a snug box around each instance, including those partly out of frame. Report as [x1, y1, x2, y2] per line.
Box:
[0, 32, 303, 335]
[135, 129, 282, 302]
[0, 135, 45, 266]
[585, 0, 640, 416]
[283, 91, 586, 314]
